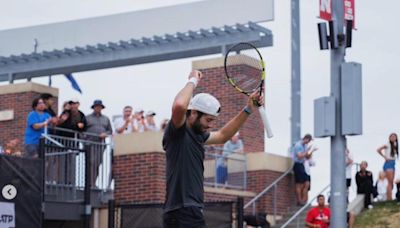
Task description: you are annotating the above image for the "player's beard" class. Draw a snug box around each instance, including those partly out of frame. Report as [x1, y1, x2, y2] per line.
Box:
[192, 117, 205, 134]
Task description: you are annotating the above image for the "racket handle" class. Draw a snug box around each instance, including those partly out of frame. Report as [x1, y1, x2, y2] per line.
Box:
[258, 106, 273, 138]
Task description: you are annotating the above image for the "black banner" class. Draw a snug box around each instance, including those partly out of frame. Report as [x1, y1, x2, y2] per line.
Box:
[117, 202, 233, 228]
[0, 155, 43, 228]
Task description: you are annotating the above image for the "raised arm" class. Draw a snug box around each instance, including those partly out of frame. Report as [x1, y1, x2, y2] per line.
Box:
[171, 70, 202, 128]
[206, 91, 262, 145]
[377, 144, 388, 159]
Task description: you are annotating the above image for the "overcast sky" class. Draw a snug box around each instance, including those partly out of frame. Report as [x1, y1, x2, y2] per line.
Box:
[1, 0, 399, 201]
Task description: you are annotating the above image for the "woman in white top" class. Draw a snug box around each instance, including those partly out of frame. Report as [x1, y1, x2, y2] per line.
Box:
[377, 133, 398, 200]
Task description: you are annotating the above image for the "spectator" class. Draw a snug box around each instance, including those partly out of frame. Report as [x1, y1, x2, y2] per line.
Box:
[355, 161, 374, 209]
[292, 134, 317, 205]
[3, 139, 22, 156]
[376, 171, 388, 201]
[114, 106, 134, 134]
[216, 132, 244, 185]
[56, 99, 86, 185]
[377, 133, 398, 201]
[24, 98, 53, 158]
[305, 194, 330, 228]
[144, 111, 158, 131]
[347, 212, 355, 228]
[345, 148, 354, 202]
[223, 132, 244, 155]
[86, 99, 112, 186]
[304, 147, 316, 191]
[396, 158, 400, 202]
[160, 119, 169, 132]
[62, 101, 71, 111]
[133, 108, 146, 132]
[40, 93, 57, 117]
[345, 148, 354, 190]
[57, 98, 87, 138]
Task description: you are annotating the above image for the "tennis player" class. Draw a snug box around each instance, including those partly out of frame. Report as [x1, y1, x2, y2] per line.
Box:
[162, 70, 263, 227]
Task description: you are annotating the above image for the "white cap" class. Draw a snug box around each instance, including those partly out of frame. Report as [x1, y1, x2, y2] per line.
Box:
[188, 93, 221, 117]
[146, 110, 156, 116]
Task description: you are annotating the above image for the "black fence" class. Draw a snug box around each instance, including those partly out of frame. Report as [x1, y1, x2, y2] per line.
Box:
[108, 199, 244, 228]
[0, 155, 43, 228]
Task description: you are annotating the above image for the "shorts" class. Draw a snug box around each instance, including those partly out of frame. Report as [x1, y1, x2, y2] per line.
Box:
[163, 206, 206, 228]
[216, 165, 228, 184]
[293, 162, 308, 183]
[383, 160, 395, 171]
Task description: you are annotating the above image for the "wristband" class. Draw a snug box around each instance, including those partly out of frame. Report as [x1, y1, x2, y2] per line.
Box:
[188, 77, 198, 87]
[243, 106, 252, 115]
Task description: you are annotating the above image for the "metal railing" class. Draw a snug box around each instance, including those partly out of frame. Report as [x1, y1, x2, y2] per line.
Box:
[280, 184, 331, 228]
[203, 146, 247, 190]
[243, 167, 293, 224]
[42, 126, 113, 202]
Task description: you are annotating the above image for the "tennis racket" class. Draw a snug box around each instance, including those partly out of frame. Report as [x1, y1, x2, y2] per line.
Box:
[224, 42, 273, 138]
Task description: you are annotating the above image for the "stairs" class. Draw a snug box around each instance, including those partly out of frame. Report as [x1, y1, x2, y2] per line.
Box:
[272, 205, 311, 228]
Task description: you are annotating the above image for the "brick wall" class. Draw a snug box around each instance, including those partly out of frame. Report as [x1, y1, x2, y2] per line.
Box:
[0, 87, 58, 151]
[113, 152, 166, 204]
[113, 150, 295, 215]
[195, 64, 264, 152]
[245, 170, 296, 214]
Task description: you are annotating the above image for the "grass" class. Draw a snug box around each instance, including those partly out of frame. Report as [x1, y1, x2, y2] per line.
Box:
[354, 201, 400, 228]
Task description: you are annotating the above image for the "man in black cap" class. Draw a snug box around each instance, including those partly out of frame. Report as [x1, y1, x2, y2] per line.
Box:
[85, 99, 112, 186]
[144, 110, 158, 131]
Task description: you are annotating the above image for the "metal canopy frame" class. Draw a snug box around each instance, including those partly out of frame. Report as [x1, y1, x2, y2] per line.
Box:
[0, 22, 272, 82]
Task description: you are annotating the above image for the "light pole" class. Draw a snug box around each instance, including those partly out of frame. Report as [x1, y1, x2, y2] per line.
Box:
[330, 0, 347, 227]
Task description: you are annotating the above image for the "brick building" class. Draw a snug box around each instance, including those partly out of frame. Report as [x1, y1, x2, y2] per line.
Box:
[0, 82, 58, 152]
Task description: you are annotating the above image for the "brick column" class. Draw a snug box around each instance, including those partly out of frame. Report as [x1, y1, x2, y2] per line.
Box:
[112, 132, 166, 204]
[113, 152, 165, 204]
[193, 57, 264, 152]
[0, 82, 58, 151]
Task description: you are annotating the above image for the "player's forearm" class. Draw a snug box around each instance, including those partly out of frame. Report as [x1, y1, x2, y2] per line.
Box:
[218, 109, 249, 142]
[172, 83, 195, 113]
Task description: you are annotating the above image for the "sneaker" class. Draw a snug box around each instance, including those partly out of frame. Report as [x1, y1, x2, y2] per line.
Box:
[368, 205, 373, 209]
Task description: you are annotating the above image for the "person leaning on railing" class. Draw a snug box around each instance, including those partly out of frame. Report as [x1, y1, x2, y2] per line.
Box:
[24, 97, 58, 158]
[216, 132, 244, 185]
[56, 98, 87, 139]
[85, 99, 112, 186]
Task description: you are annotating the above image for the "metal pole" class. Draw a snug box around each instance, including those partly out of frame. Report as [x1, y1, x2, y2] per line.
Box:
[39, 138, 45, 226]
[291, 0, 301, 146]
[84, 145, 92, 228]
[273, 185, 277, 225]
[108, 200, 115, 228]
[330, 0, 347, 227]
[237, 197, 244, 228]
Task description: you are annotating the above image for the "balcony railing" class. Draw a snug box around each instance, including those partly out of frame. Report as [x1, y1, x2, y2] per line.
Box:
[42, 126, 113, 202]
[204, 146, 247, 190]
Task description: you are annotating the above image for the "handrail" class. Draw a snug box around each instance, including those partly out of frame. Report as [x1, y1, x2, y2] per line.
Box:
[244, 167, 293, 208]
[280, 184, 331, 228]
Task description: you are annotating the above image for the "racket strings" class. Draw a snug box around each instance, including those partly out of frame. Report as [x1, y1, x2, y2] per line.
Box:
[225, 43, 263, 94]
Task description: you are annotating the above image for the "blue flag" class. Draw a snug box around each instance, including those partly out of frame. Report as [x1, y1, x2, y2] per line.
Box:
[64, 73, 82, 94]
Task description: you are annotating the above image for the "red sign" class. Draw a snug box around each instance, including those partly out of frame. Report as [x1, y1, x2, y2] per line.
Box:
[320, 0, 355, 29]
[320, 0, 332, 21]
[344, 0, 355, 28]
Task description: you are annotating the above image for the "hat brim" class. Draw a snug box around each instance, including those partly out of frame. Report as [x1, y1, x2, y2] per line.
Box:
[91, 104, 105, 109]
